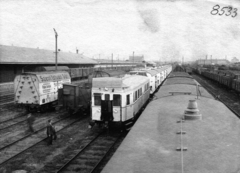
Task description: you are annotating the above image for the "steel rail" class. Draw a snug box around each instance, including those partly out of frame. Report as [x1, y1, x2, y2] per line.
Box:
[0, 115, 84, 167]
[55, 132, 104, 173]
[0, 113, 70, 153]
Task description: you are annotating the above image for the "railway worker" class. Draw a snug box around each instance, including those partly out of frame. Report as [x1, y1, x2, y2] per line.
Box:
[46, 119, 55, 145]
[27, 113, 35, 133]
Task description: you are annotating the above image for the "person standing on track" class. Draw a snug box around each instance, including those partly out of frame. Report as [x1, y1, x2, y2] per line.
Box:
[27, 113, 35, 133]
[46, 119, 55, 145]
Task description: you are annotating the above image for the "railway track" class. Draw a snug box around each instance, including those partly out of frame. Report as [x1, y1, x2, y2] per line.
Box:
[192, 74, 240, 117]
[55, 131, 126, 173]
[0, 93, 14, 106]
[0, 113, 28, 130]
[0, 113, 78, 166]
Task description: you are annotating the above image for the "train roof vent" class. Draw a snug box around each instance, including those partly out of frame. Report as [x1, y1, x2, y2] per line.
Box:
[184, 100, 202, 120]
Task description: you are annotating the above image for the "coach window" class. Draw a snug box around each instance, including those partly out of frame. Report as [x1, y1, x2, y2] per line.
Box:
[94, 93, 101, 106]
[105, 94, 110, 100]
[126, 94, 130, 105]
[135, 91, 137, 101]
[113, 94, 121, 106]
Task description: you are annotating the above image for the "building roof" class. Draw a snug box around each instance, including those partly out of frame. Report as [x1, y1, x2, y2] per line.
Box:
[94, 59, 135, 64]
[0, 45, 97, 65]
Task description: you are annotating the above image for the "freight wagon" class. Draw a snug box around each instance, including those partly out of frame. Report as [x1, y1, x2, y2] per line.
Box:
[14, 71, 71, 112]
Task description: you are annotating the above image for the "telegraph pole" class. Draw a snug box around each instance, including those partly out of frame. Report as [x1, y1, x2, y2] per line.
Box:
[112, 53, 113, 69]
[133, 51, 134, 63]
[53, 28, 58, 71]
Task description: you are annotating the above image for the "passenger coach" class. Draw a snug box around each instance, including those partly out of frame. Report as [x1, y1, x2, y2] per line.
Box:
[90, 75, 150, 128]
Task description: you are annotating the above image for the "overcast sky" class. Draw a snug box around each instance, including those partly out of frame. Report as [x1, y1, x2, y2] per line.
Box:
[0, 0, 240, 62]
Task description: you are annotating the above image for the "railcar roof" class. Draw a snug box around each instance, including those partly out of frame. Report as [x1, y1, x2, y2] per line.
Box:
[130, 69, 159, 76]
[22, 71, 69, 75]
[160, 73, 212, 98]
[92, 75, 149, 89]
[102, 95, 240, 173]
[142, 69, 159, 75]
[168, 72, 192, 78]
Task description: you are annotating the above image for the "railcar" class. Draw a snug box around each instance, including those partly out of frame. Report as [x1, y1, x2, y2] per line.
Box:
[128, 65, 172, 94]
[102, 72, 240, 173]
[90, 75, 150, 128]
[128, 70, 158, 94]
[58, 69, 129, 114]
[14, 71, 71, 112]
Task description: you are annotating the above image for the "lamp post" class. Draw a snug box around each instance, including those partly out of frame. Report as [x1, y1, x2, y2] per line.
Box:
[53, 28, 58, 71]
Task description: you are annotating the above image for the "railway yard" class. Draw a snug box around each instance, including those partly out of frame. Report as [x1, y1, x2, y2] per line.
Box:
[0, 104, 128, 173]
[0, 65, 240, 172]
[2, 1, 240, 172]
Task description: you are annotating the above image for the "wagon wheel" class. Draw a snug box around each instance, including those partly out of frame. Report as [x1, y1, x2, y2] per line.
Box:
[28, 106, 36, 113]
[40, 104, 48, 113]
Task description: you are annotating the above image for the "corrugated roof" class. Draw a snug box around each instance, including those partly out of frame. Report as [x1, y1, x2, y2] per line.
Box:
[0, 45, 97, 64]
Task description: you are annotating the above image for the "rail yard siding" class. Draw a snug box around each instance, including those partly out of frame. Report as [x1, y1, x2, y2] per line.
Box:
[0, 82, 14, 95]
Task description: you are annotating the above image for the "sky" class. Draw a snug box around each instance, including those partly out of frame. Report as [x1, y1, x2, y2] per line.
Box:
[0, 0, 240, 62]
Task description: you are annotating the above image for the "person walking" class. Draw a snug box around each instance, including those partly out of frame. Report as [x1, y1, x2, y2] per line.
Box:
[46, 119, 54, 145]
[27, 113, 35, 133]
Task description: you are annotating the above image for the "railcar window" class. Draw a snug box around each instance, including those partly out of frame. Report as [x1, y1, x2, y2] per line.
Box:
[126, 94, 130, 105]
[113, 94, 121, 106]
[94, 93, 101, 106]
[135, 91, 137, 101]
[140, 88, 142, 96]
[105, 94, 110, 100]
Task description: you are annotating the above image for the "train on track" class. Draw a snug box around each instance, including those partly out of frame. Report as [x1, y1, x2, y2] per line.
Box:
[88, 65, 172, 128]
[101, 71, 240, 173]
[195, 67, 240, 93]
[13, 65, 133, 112]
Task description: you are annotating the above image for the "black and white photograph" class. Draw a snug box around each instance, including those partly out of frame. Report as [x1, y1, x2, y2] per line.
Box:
[0, 0, 240, 172]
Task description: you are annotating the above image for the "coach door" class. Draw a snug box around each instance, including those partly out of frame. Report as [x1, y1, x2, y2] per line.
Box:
[125, 93, 133, 121]
[101, 94, 113, 121]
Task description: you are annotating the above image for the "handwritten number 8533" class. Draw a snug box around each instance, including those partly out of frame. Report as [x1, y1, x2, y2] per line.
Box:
[210, 5, 237, 17]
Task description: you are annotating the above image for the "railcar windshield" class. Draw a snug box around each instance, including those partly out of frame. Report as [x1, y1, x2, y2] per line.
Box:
[113, 94, 121, 106]
[93, 93, 101, 106]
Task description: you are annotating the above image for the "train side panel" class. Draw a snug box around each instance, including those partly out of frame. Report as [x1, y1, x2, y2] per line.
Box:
[102, 72, 240, 173]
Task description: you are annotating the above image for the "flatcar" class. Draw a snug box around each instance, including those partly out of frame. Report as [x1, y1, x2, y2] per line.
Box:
[90, 75, 150, 128]
[14, 71, 71, 112]
[102, 72, 240, 173]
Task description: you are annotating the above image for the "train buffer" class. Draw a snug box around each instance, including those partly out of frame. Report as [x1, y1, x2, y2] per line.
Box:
[169, 92, 191, 95]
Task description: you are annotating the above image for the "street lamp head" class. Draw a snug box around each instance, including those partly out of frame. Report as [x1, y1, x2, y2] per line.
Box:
[53, 28, 58, 36]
